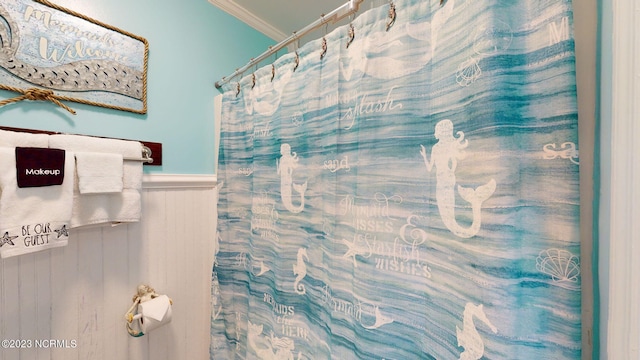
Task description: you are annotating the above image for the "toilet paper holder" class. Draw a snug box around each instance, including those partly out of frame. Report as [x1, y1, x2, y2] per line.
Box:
[125, 284, 173, 337]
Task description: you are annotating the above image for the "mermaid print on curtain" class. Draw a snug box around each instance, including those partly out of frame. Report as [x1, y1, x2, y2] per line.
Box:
[212, 0, 581, 359]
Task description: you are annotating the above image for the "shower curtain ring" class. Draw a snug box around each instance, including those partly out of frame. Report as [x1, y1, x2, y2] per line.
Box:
[386, 1, 396, 31]
[320, 37, 327, 60]
[251, 73, 256, 89]
[320, 14, 328, 60]
[235, 82, 241, 97]
[293, 51, 300, 72]
[346, 23, 355, 49]
[271, 64, 276, 82]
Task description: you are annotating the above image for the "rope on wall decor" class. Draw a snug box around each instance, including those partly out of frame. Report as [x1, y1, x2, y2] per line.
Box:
[0, 86, 77, 115]
[0, 0, 150, 115]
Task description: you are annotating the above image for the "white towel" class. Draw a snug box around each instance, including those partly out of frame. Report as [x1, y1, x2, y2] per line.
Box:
[76, 152, 124, 194]
[48, 134, 144, 228]
[0, 147, 74, 258]
[0, 129, 48, 147]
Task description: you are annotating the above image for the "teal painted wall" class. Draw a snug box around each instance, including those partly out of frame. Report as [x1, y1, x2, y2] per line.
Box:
[0, 0, 274, 174]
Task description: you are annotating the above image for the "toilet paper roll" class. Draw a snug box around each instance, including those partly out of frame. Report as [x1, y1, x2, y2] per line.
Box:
[138, 295, 172, 333]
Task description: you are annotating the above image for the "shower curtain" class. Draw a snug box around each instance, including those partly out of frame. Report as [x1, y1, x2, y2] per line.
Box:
[212, 0, 581, 359]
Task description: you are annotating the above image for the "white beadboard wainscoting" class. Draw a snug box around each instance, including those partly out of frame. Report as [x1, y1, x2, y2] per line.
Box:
[0, 174, 218, 360]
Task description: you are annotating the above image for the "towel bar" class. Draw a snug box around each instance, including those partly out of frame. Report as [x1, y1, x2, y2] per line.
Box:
[125, 145, 153, 163]
[0, 126, 162, 166]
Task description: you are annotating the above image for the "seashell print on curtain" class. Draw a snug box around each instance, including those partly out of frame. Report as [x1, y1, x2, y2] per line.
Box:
[212, 0, 581, 359]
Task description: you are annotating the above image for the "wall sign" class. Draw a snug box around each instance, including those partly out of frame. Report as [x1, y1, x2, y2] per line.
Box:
[0, 0, 148, 114]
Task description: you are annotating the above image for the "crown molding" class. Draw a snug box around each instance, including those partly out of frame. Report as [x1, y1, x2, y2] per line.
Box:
[208, 0, 287, 41]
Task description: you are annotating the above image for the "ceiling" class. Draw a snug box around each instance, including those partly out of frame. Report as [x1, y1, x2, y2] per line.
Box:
[207, 0, 381, 43]
[208, 0, 389, 86]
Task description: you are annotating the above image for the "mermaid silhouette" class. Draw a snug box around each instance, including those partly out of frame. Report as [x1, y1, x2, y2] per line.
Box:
[361, 306, 394, 330]
[277, 144, 307, 213]
[420, 119, 496, 238]
[243, 70, 292, 116]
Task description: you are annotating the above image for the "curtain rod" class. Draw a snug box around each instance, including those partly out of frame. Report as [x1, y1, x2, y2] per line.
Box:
[214, 0, 365, 89]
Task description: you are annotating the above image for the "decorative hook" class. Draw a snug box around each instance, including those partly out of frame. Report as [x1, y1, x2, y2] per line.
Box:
[346, 23, 355, 49]
[235, 82, 241, 97]
[320, 37, 327, 60]
[386, 1, 396, 31]
[293, 51, 300, 72]
[271, 64, 276, 82]
[251, 73, 256, 89]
